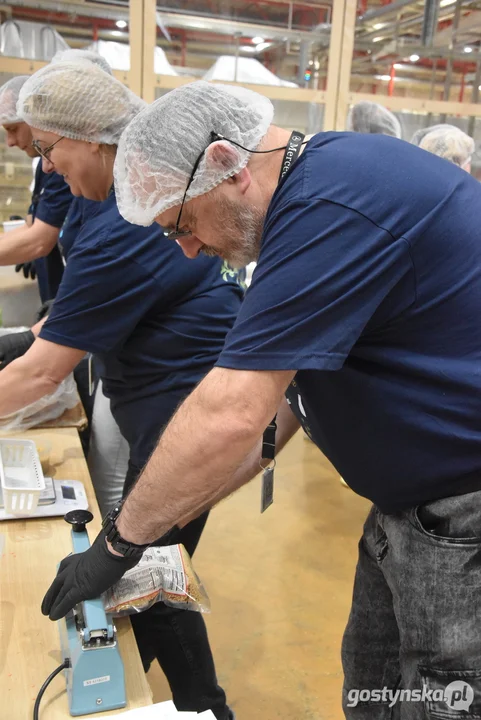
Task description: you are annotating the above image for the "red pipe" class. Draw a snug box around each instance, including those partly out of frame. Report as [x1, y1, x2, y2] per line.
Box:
[388, 63, 395, 97]
[93, 21, 99, 43]
[459, 70, 466, 102]
[181, 29, 186, 67]
[358, 0, 368, 16]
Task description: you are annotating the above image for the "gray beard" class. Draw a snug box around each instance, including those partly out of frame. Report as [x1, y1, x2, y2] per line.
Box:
[201, 199, 264, 268]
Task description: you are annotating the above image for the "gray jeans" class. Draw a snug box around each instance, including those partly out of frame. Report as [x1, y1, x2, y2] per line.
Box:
[342, 492, 481, 719]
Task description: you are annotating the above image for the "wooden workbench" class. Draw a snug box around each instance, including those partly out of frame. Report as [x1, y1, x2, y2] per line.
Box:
[0, 427, 153, 719]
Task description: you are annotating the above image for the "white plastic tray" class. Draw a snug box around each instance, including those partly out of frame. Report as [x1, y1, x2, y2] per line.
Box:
[0, 438, 45, 515]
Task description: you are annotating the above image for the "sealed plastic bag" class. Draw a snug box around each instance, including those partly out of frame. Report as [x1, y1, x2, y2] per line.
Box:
[0, 327, 79, 431]
[102, 544, 210, 616]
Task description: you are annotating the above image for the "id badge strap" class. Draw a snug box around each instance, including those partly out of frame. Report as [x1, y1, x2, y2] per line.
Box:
[261, 415, 277, 462]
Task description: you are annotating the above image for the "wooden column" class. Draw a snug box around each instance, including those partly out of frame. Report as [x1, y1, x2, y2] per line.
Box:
[142, 0, 157, 103]
[128, 0, 143, 97]
[324, 0, 357, 131]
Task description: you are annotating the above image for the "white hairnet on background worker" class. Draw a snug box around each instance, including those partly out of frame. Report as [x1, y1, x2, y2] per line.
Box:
[0, 75, 29, 124]
[410, 123, 458, 146]
[51, 48, 113, 75]
[346, 100, 402, 138]
[17, 60, 144, 145]
[115, 80, 274, 226]
[419, 125, 475, 170]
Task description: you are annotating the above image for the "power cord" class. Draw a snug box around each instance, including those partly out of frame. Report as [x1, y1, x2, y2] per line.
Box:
[33, 659, 70, 720]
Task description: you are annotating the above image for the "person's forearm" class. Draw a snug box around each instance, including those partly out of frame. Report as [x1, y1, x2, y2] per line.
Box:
[177, 395, 301, 526]
[0, 225, 56, 265]
[117, 368, 294, 545]
[0, 356, 59, 416]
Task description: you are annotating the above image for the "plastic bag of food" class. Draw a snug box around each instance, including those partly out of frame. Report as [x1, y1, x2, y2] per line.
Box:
[102, 544, 210, 616]
[0, 327, 79, 431]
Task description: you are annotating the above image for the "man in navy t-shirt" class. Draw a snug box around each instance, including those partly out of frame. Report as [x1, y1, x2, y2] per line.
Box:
[0, 76, 72, 301]
[43, 82, 481, 717]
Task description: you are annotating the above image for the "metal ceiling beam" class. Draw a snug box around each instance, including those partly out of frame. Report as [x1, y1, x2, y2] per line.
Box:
[421, 0, 439, 46]
[154, 10, 327, 42]
[357, 0, 421, 25]
[1, 0, 129, 21]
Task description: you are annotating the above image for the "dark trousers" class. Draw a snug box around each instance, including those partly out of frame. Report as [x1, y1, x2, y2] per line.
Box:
[123, 463, 231, 720]
[342, 492, 481, 719]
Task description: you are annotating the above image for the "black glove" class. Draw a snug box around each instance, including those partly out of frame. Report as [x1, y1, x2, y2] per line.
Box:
[41, 530, 141, 621]
[15, 261, 36, 280]
[36, 299, 55, 322]
[0, 330, 35, 369]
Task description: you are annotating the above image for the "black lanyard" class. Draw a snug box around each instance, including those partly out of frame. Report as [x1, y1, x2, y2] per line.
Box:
[261, 130, 305, 463]
[278, 130, 306, 183]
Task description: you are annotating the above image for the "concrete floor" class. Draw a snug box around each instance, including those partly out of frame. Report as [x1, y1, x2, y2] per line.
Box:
[147, 431, 371, 719]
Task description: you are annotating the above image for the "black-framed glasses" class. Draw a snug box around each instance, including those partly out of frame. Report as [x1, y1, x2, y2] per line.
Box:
[32, 136, 64, 162]
[163, 140, 210, 241]
[163, 131, 300, 242]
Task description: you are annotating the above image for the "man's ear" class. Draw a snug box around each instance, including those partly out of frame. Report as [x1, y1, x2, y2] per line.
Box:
[205, 140, 251, 195]
[205, 140, 240, 172]
[225, 165, 251, 195]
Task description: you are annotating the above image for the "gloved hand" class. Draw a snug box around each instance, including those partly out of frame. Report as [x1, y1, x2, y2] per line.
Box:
[15, 261, 36, 280]
[0, 330, 35, 369]
[36, 299, 55, 322]
[41, 530, 141, 621]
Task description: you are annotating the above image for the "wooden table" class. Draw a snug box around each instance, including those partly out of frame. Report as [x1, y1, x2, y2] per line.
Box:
[0, 427, 153, 719]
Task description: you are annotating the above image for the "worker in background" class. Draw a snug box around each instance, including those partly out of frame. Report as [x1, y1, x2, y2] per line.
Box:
[0, 65, 241, 720]
[410, 122, 458, 147]
[346, 99, 402, 138]
[0, 52, 128, 488]
[415, 124, 475, 172]
[42, 80, 481, 718]
[0, 75, 71, 303]
[52, 48, 130, 506]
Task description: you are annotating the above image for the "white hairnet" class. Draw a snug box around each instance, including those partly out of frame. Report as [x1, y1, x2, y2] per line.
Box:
[51, 48, 112, 75]
[346, 101, 402, 139]
[410, 123, 458, 146]
[115, 80, 274, 226]
[419, 125, 475, 168]
[0, 75, 29, 124]
[17, 61, 145, 145]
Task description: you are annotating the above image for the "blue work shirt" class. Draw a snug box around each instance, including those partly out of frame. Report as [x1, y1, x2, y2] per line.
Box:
[40, 191, 243, 467]
[58, 197, 100, 261]
[216, 132, 481, 513]
[30, 161, 72, 302]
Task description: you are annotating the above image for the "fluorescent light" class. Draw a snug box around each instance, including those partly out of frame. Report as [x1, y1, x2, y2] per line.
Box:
[116, 19, 127, 29]
[440, 0, 456, 6]
[251, 36, 264, 44]
[240, 45, 256, 52]
[394, 63, 403, 69]
[377, 75, 391, 81]
[373, 23, 385, 30]
[410, 54, 420, 62]
[372, 36, 383, 42]
[256, 42, 271, 52]
[111, 30, 123, 37]
[464, 46, 473, 53]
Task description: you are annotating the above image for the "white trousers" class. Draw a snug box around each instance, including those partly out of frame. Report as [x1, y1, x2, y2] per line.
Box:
[87, 381, 129, 516]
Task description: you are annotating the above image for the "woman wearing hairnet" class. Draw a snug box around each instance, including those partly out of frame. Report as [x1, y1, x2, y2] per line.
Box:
[346, 100, 402, 138]
[0, 51, 130, 513]
[0, 62, 241, 720]
[412, 124, 474, 172]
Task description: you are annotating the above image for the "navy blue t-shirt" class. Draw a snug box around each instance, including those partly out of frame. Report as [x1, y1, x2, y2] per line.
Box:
[58, 197, 100, 261]
[30, 162, 72, 302]
[216, 132, 481, 513]
[40, 192, 243, 466]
